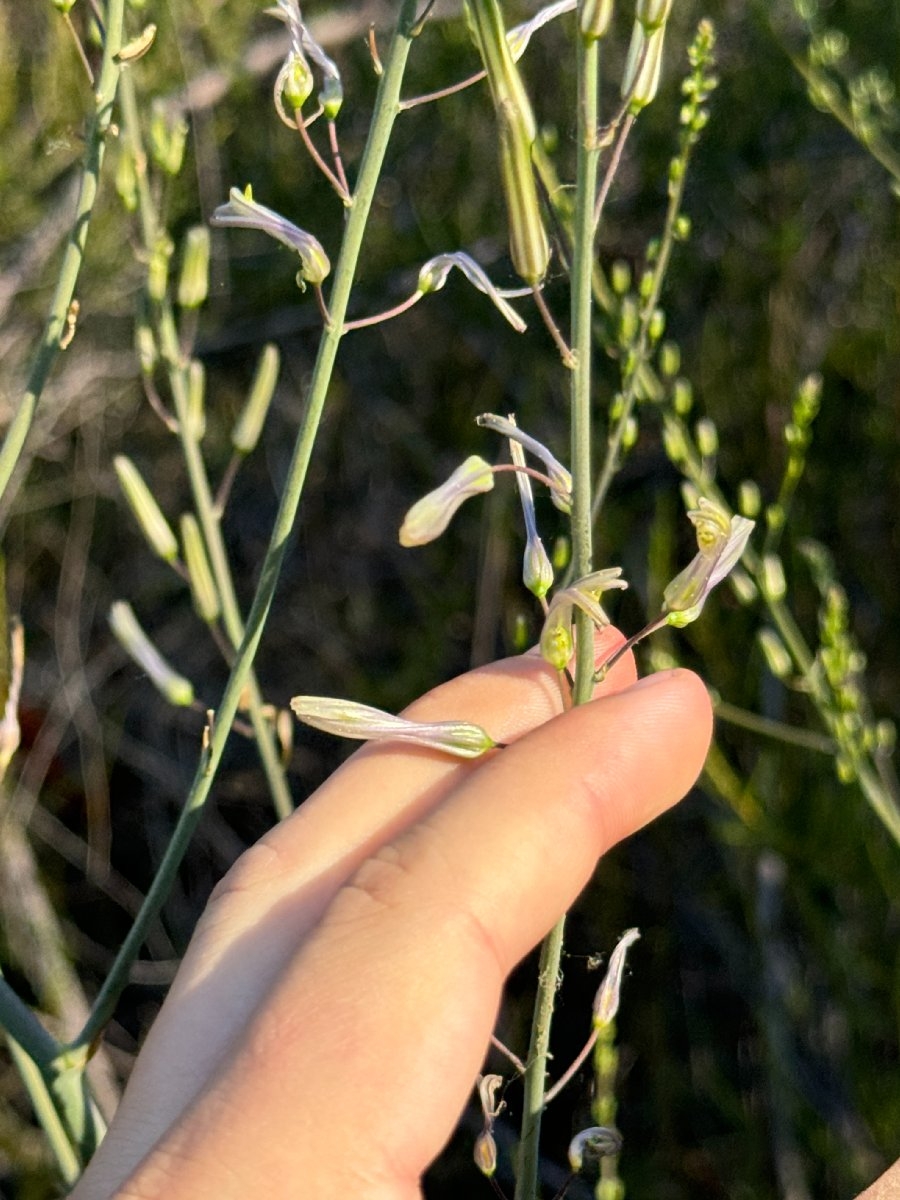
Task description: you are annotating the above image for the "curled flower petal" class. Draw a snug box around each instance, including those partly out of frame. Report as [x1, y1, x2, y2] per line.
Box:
[418, 252, 528, 332]
[290, 696, 497, 759]
[476, 413, 572, 512]
[568, 1126, 624, 1172]
[271, 1, 343, 119]
[662, 498, 755, 625]
[592, 927, 640, 1027]
[399, 456, 494, 547]
[508, 430, 553, 598]
[507, 0, 576, 59]
[539, 568, 627, 669]
[211, 186, 330, 284]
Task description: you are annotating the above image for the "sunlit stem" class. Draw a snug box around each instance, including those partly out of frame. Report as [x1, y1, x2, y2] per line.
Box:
[515, 28, 600, 1200]
[68, 0, 421, 1055]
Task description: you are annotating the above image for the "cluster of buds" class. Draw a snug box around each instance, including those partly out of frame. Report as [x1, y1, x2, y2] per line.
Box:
[271, 0, 343, 126]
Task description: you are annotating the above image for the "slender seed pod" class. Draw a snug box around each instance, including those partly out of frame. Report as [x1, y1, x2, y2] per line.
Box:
[177, 226, 211, 310]
[498, 101, 550, 285]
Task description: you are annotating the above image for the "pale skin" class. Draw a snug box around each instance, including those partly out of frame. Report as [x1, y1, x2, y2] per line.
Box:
[70, 629, 900, 1199]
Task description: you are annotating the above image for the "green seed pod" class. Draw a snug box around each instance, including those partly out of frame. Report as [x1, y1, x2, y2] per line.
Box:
[113, 455, 179, 563]
[465, 0, 537, 141]
[180, 514, 220, 623]
[497, 100, 550, 285]
[636, 0, 673, 31]
[177, 226, 211, 310]
[232, 344, 280, 455]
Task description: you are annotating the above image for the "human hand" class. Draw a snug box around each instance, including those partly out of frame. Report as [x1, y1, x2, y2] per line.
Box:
[71, 630, 713, 1199]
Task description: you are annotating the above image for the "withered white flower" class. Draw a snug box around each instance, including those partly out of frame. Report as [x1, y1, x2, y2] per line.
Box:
[507, 0, 576, 59]
[508, 432, 553, 598]
[109, 602, 194, 707]
[539, 568, 627, 670]
[568, 1126, 624, 1172]
[290, 696, 497, 759]
[476, 413, 572, 512]
[592, 927, 640, 1027]
[663, 498, 755, 626]
[399, 456, 495, 547]
[269, 1, 342, 120]
[418, 252, 529, 333]
[211, 186, 330, 285]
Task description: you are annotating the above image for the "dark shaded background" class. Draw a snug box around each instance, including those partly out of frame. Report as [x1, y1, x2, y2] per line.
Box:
[1, 1, 899, 1196]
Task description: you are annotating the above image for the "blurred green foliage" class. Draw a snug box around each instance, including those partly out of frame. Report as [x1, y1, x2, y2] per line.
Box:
[1, 1, 899, 1197]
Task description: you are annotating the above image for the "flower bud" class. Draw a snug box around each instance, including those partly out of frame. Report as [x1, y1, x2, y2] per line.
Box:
[580, 0, 614, 40]
[760, 552, 787, 602]
[473, 1132, 498, 1177]
[147, 234, 174, 303]
[568, 1126, 624, 1172]
[149, 100, 188, 177]
[399, 457, 495, 547]
[114, 455, 179, 563]
[290, 696, 498, 759]
[757, 628, 792, 679]
[109, 602, 194, 707]
[737, 479, 761, 519]
[186, 359, 206, 441]
[636, 0, 673, 31]
[232, 343, 279, 455]
[498, 101, 550, 286]
[695, 417, 718, 458]
[177, 226, 211, 310]
[279, 53, 314, 112]
[622, 22, 666, 113]
[181, 514, 220, 623]
[593, 927, 640, 1026]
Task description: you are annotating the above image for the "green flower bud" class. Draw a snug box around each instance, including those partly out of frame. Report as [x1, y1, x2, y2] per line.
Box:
[109, 602, 194, 707]
[636, 0, 673, 31]
[611, 259, 631, 294]
[280, 53, 314, 112]
[622, 22, 666, 113]
[659, 340, 680, 377]
[580, 0, 614, 41]
[114, 455, 179, 563]
[737, 479, 761, 519]
[149, 100, 188, 177]
[758, 628, 792, 679]
[147, 234, 174, 303]
[186, 359, 206, 441]
[177, 226, 211, 310]
[695, 417, 718, 458]
[672, 376, 693, 414]
[180, 514, 220, 623]
[498, 100, 550, 285]
[232, 343, 280, 455]
[760, 553, 787, 602]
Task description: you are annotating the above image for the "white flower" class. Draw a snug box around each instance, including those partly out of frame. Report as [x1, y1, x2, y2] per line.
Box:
[418, 252, 528, 332]
[290, 696, 497, 758]
[539, 568, 627, 670]
[662, 498, 755, 626]
[399, 456, 495, 547]
[211, 186, 330, 284]
[476, 413, 572, 512]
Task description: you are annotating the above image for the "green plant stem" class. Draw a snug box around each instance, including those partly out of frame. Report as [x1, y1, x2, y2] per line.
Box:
[69, 0, 421, 1054]
[0, 0, 126, 520]
[515, 30, 600, 1200]
[6, 1038, 81, 1186]
[117, 70, 293, 820]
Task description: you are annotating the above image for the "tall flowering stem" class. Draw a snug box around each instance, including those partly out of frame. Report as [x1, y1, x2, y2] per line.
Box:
[514, 15, 602, 1200]
[69, 0, 422, 1054]
[0, 0, 126, 520]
